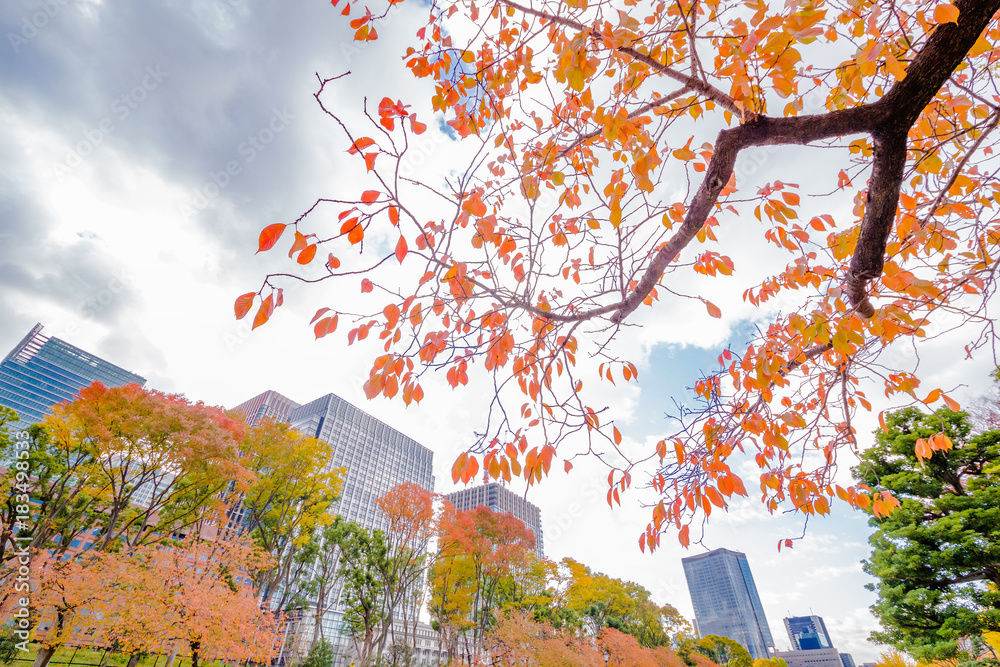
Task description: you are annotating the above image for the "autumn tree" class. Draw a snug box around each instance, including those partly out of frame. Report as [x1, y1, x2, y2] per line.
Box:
[231, 416, 344, 609]
[375, 482, 439, 651]
[242, 0, 1000, 544]
[486, 610, 604, 666]
[1, 382, 246, 569]
[429, 504, 538, 662]
[556, 557, 685, 647]
[116, 533, 282, 667]
[23, 550, 114, 667]
[856, 407, 1000, 661]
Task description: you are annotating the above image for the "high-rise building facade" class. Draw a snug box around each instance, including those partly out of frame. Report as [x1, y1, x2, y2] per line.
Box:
[445, 482, 544, 557]
[232, 390, 436, 662]
[774, 614, 855, 667]
[232, 389, 300, 426]
[0, 323, 146, 429]
[785, 615, 834, 651]
[682, 548, 775, 660]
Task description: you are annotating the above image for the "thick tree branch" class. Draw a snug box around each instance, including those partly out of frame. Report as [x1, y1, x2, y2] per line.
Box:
[611, 0, 1000, 323]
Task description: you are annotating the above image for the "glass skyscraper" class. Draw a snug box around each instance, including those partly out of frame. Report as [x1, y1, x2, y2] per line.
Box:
[0, 323, 146, 429]
[682, 547, 775, 660]
[232, 389, 436, 662]
[785, 615, 834, 651]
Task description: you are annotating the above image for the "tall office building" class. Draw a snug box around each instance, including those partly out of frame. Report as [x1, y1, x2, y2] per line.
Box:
[785, 616, 834, 651]
[232, 390, 436, 661]
[682, 548, 775, 660]
[0, 323, 146, 429]
[445, 482, 544, 557]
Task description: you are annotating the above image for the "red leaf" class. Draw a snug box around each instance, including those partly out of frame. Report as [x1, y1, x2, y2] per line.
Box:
[297, 244, 317, 265]
[395, 236, 408, 263]
[288, 231, 308, 258]
[361, 278, 374, 293]
[310, 307, 332, 324]
[705, 300, 722, 318]
[361, 190, 380, 204]
[348, 223, 365, 245]
[564, 460, 573, 473]
[234, 292, 255, 320]
[389, 206, 400, 226]
[327, 254, 341, 270]
[252, 294, 274, 330]
[364, 152, 378, 171]
[409, 114, 427, 134]
[348, 137, 375, 155]
[257, 223, 286, 253]
[314, 315, 338, 339]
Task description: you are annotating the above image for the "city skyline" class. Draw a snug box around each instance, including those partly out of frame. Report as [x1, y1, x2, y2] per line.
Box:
[6, 3, 995, 658]
[1, 322, 890, 660]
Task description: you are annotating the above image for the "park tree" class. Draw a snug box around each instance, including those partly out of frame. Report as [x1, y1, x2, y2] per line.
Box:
[486, 610, 605, 666]
[556, 557, 684, 647]
[121, 533, 281, 667]
[855, 407, 1000, 661]
[375, 482, 440, 651]
[0, 382, 246, 569]
[241, 0, 1000, 544]
[429, 504, 538, 662]
[231, 417, 344, 608]
[328, 519, 394, 666]
[692, 635, 754, 667]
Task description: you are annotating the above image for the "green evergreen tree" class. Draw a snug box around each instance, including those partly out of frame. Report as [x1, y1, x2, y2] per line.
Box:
[855, 407, 1000, 661]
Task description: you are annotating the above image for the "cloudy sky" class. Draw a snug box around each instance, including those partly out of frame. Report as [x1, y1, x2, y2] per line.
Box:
[2, 0, 997, 661]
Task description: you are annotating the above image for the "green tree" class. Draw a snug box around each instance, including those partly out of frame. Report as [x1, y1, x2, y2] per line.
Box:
[332, 520, 392, 666]
[692, 635, 752, 667]
[855, 407, 1000, 661]
[300, 640, 335, 667]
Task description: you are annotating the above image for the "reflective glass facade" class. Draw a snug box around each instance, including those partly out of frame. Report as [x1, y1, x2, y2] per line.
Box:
[682, 548, 775, 660]
[785, 615, 834, 651]
[0, 323, 146, 429]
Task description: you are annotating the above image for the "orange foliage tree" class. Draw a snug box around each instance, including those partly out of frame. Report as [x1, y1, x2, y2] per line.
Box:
[241, 0, 1000, 545]
[20, 534, 281, 667]
[105, 534, 281, 667]
[430, 505, 540, 663]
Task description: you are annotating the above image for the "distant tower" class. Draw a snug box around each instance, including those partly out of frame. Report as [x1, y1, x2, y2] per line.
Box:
[445, 482, 544, 558]
[682, 548, 775, 660]
[785, 615, 834, 650]
[0, 323, 146, 430]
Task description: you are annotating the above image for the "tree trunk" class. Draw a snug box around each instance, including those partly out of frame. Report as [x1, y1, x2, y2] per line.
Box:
[163, 651, 177, 667]
[33, 647, 57, 667]
[125, 652, 141, 667]
[190, 641, 200, 667]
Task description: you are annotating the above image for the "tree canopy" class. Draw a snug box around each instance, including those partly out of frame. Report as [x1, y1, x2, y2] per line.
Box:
[856, 407, 1000, 661]
[241, 0, 1000, 545]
